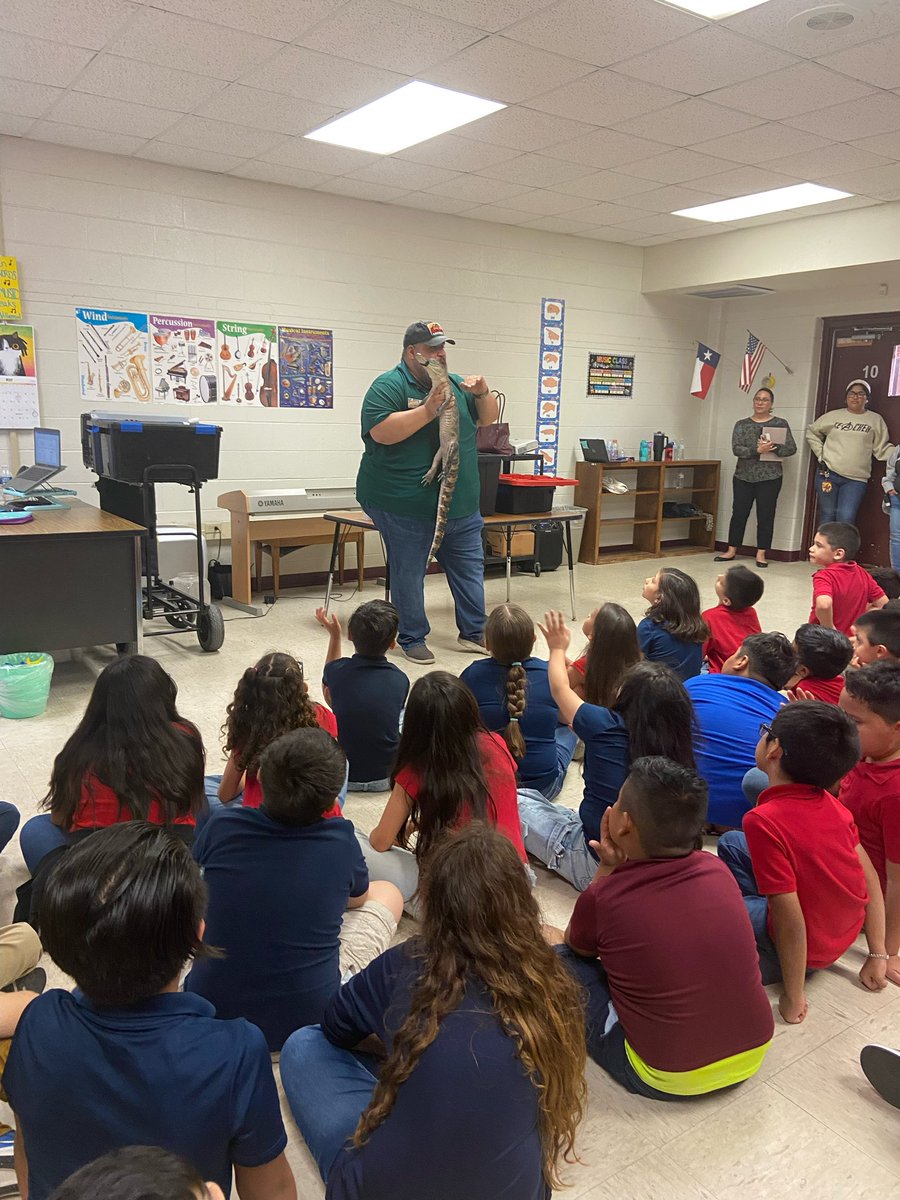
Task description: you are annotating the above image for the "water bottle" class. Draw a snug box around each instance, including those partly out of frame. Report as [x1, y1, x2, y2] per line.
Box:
[675, 472, 685, 489]
[639, 439, 651, 462]
[675, 442, 685, 461]
[0, 465, 10, 488]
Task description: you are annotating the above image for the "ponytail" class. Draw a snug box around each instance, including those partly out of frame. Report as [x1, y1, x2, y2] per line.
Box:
[502, 662, 527, 760]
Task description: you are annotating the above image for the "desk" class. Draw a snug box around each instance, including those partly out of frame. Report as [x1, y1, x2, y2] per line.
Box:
[0, 500, 144, 655]
[323, 508, 585, 619]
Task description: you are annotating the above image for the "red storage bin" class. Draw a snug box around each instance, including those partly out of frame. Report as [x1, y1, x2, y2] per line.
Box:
[494, 474, 578, 514]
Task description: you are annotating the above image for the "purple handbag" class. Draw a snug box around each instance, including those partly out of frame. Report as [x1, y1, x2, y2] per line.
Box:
[475, 391, 515, 455]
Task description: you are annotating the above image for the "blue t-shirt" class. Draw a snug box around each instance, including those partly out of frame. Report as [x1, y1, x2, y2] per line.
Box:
[638, 616, 703, 681]
[685, 674, 786, 827]
[185, 805, 368, 1050]
[2, 988, 285, 1200]
[572, 704, 630, 846]
[323, 655, 409, 783]
[321, 941, 548, 1200]
[460, 657, 560, 790]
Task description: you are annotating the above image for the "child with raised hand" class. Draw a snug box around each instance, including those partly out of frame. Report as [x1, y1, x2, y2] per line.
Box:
[839, 662, 900, 987]
[360, 671, 526, 913]
[315, 600, 409, 792]
[853, 607, 900, 666]
[567, 602, 641, 704]
[461, 603, 577, 800]
[718, 702, 888, 1025]
[639, 567, 709, 681]
[518, 610, 696, 892]
[787, 624, 854, 702]
[702, 565, 763, 673]
[20, 655, 205, 876]
[281, 823, 586, 1200]
[809, 521, 887, 636]
[3, 823, 296, 1200]
[186, 728, 402, 1051]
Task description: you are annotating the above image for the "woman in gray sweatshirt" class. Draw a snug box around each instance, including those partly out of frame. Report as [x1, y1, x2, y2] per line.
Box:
[806, 379, 894, 525]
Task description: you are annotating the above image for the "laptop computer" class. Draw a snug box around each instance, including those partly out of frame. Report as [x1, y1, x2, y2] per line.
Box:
[7, 428, 65, 494]
[579, 438, 610, 463]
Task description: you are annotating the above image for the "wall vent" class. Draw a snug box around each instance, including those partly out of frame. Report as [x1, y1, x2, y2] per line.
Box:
[688, 285, 775, 299]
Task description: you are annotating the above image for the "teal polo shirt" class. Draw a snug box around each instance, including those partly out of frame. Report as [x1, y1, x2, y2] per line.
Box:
[356, 360, 481, 520]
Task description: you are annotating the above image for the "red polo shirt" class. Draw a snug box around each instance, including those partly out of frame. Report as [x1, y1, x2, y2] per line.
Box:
[839, 758, 900, 893]
[702, 603, 761, 672]
[810, 562, 884, 637]
[799, 674, 845, 704]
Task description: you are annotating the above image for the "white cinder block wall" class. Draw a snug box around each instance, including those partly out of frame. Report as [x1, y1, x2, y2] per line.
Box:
[1, 136, 713, 573]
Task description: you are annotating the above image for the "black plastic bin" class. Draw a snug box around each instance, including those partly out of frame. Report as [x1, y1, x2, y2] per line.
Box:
[495, 473, 578, 514]
[478, 454, 502, 516]
[81, 412, 221, 484]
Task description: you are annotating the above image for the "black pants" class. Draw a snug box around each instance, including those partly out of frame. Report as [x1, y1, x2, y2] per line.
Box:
[728, 476, 782, 551]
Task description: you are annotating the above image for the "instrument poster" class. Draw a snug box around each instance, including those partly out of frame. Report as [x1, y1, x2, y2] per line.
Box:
[278, 326, 333, 409]
[535, 298, 565, 472]
[0, 323, 39, 429]
[149, 315, 217, 405]
[216, 321, 278, 407]
[76, 308, 150, 404]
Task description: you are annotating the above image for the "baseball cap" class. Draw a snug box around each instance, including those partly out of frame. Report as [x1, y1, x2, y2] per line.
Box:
[403, 321, 456, 348]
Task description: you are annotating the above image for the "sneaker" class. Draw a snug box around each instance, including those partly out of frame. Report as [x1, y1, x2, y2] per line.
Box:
[0, 1125, 14, 1170]
[1, 966, 46, 994]
[457, 636, 489, 654]
[861, 1044, 900, 1109]
[401, 643, 436, 665]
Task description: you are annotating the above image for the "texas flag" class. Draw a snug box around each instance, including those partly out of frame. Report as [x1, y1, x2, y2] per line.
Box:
[691, 343, 721, 399]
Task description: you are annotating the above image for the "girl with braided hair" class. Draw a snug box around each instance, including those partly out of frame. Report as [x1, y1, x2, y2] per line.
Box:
[461, 604, 578, 800]
[281, 822, 586, 1200]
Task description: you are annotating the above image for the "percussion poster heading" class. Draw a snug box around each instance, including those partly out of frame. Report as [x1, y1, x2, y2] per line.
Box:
[75, 308, 333, 410]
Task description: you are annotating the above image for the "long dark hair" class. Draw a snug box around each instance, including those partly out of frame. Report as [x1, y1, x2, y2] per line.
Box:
[582, 602, 641, 707]
[646, 567, 709, 643]
[613, 661, 696, 767]
[392, 672, 493, 860]
[354, 824, 586, 1190]
[223, 651, 319, 774]
[42, 656, 204, 829]
[484, 603, 534, 760]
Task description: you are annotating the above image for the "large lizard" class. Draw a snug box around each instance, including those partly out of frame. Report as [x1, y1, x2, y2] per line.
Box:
[420, 356, 459, 561]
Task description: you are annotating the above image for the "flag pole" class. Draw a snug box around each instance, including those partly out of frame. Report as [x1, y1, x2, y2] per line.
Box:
[748, 329, 794, 375]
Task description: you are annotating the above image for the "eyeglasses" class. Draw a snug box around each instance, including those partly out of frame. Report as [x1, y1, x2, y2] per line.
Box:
[759, 721, 773, 739]
[847, 390, 868, 397]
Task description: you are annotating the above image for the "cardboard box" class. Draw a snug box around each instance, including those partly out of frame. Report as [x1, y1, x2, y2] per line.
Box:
[486, 530, 534, 556]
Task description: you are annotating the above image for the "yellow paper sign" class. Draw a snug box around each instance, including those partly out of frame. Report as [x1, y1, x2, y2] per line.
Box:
[0, 256, 21, 320]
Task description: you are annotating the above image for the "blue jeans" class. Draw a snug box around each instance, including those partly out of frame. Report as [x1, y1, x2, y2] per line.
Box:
[364, 505, 486, 650]
[20, 812, 70, 874]
[526, 726, 579, 802]
[348, 778, 391, 793]
[890, 495, 900, 572]
[817, 468, 867, 525]
[741, 767, 768, 808]
[516, 789, 597, 892]
[281, 1025, 380, 1183]
[717, 831, 782, 985]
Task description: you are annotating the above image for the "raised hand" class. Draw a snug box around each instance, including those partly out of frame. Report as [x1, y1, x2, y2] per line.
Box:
[315, 606, 341, 637]
[539, 610, 571, 652]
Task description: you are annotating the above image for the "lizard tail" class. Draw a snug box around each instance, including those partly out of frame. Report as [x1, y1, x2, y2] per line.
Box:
[428, 441, 460, 561]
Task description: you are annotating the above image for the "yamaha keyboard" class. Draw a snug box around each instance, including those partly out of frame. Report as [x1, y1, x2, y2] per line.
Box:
[218, 487, 360, 515]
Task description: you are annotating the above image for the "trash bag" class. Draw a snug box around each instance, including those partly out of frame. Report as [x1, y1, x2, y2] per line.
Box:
[0, 653, 54, 719]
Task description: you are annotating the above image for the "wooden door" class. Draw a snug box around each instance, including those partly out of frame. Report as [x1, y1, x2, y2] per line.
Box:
[804, 313, 900, 565]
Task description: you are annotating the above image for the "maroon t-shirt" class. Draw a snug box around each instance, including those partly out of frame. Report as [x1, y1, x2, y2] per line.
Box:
[568, 853, 773, 1073]
[702, 603, 761, 673]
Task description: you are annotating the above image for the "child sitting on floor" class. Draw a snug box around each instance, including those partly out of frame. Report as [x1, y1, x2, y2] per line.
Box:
[566, 602, 641, 704]
[839, 662, 900, 988]
[809, 521, 886, 637]
[186, 728, 402, 1050]
[702, 565, 763, 673]
[853, 607, 900, 666]
[47, 1146, 225, 1200]
[3, 823, 296, 1200]
[787, 623, 854, 703]
[638, 567, 708, 681]
[315, 601, 409, 792]
[461, 603, 577, 800]
[718, 702, 888, 1025]
[550, 756, 773, 1098]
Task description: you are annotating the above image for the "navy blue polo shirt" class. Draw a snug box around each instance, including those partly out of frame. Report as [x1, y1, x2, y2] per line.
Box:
[321, 941, 547, 1200]
[185, 804, 368, 1050]
[323, 655, 409, 783]
[638, 617, 703, 681]
[572, 703, 630, 847]
[3, 988, 285, 1200]
[460, 657, 561, 790]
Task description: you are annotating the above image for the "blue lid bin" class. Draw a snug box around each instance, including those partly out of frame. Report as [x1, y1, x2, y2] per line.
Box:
[0, 654, 54, 719]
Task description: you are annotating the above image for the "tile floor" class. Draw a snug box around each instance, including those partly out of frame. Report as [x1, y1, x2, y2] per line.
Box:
[2, 552, 900, 1198]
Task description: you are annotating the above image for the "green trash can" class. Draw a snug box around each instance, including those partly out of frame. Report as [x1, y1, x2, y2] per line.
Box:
[0, 654, 55, 719]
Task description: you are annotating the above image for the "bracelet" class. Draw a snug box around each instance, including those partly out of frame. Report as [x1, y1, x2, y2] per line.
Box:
[472, 389, 489, 398]
[867, 952, 890, 960]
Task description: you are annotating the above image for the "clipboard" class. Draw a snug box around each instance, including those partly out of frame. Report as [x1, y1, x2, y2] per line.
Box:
[760, 425, 786, 462]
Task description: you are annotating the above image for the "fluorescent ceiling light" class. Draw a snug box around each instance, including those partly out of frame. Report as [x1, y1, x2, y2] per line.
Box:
[673, 183, 853, 223]
[305, 82, 505, 155]
[657, 0, 771, 17]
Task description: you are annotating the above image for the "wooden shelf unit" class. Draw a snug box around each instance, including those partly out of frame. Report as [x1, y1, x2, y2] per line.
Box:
[575, 459, 721, 566]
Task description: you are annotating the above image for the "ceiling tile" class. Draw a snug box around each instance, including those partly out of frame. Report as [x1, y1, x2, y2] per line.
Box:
[692, 123, 831, 166]
[477, 153, 595, 186]
[73, 55, 226, 112]
[298, 0, 482, 74]
[0, 80, 63, 120]
[29, 122, 146, 156]
[614, 26, 798, 95]
[683, 164, 805, 198]
[817, 32, 900, 90]
[425, 175, 532, 203]
[237, 45, 409, 109]
[194, 85, 337, 138]
[0, 32, 95, 87]
[816, 162, 900, 200]
[504, 188, 599, 215]
[108, 8, 283, 81]
[765, 143, 891, 182]
[43, 92, 182, 140]
[618, 148, 736, 184]
[707, 62, 874, 121]
[345, 159, 460, 190]
[614, 98, 763, 147]
[415, 0, 563, 33]
[520, 215, 594, 234]
[553, 170, 660, 201]
[255, 137, 379, 175]
[142, 0, 345, 41]
[0, 115, 36, 136]
[229, 161, 333, 189]
[158, 116, 285, 158]
[0, 0, 136, 50]
[136, 142, 249, 172]
[524, 70, 685, 126]
[316, 178, 414, 203]
[625, 184, 722, 213]
[786, 93, 900, 141]
[576, 225, 644, 242]
[464, 204, 533, 224]
[455, 107, 596, 152]
[851, 131, 900, 159]
[616, 212, 704, 235]
[396, 133, 521, 172]
[563, 201, 641, 226]
[423, 36, 594, 104]
[395, 191, 476, 214]
[542, 128, 670, 169]
[722, 0, 900, 60]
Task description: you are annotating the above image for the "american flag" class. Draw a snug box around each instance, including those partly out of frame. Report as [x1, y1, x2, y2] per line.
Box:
[740, 332, 767, 392]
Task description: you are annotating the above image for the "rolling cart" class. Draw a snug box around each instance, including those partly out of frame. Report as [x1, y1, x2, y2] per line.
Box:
[81, 412, 225, 653]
